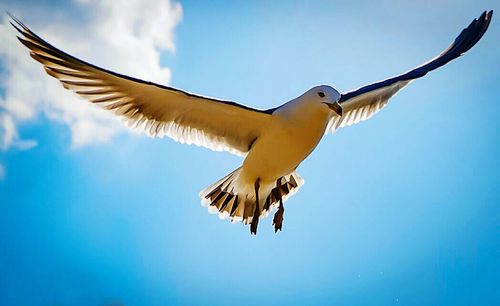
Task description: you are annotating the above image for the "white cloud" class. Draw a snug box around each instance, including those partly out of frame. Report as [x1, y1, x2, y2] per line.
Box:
[0, 113, 37, 150]
[0, 0, 182, 150]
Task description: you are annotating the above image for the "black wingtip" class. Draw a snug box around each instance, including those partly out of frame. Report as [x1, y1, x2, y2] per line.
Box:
[6, 11, 20, 25]
[6, 12, 22, 30]
[7, 11, 22, 31]
[339, 10, 494, 104]
[6, 11, 32, 35]
[427, 10, 493, 69]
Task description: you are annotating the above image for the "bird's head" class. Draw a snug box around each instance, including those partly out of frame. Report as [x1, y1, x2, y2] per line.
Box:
[304, 85, 343, 116]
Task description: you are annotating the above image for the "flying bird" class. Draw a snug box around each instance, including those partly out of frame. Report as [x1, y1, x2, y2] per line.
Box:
[9, 11, 493, 234]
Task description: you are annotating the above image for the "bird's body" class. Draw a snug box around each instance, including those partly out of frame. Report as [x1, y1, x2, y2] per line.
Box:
[200, 86, 339, 228]
[243, 86, 336, 183]
[9, 10, 493, 234]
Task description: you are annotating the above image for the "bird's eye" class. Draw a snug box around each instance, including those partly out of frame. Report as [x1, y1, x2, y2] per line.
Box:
[318, 92, 325, 98]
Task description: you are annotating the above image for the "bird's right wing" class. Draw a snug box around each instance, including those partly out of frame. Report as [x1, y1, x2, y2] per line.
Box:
[327, 10, 493, 133]
[11, 15, 274, 156]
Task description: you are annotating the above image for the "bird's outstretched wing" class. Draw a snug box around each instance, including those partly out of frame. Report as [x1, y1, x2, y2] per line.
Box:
[10, 15, 274, 156]
[327, 10, 493, 133]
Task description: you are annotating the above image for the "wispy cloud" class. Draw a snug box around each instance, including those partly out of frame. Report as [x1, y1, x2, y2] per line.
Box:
[0, 0, 182, 149]
[0, 113, 37, 150]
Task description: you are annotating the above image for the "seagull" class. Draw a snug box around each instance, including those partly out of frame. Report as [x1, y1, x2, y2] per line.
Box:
[9, 11, 492, 234]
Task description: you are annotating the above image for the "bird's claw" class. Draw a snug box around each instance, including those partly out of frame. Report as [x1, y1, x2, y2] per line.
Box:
[250, 217, 258, 235]
[273, 205, 284, 232]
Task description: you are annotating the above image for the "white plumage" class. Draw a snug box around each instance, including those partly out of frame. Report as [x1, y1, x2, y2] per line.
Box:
[10, 10, 493, 234]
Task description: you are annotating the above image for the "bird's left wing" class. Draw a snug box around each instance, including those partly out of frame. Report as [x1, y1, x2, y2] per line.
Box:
[10, 15, 273, 156]
[327, 10, 493, 133]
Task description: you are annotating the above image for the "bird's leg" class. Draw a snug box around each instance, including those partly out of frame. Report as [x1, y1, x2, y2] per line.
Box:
[273, 178, 285, 232]
[250, 178, 260, 235]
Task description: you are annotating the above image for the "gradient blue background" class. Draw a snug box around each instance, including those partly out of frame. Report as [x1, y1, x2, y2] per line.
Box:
[1, 1, 499, 305]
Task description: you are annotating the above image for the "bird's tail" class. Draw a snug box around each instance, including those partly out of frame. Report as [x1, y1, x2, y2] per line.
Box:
[199, 167, 304, 224]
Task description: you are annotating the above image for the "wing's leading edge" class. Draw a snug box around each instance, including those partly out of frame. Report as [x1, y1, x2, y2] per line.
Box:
[327, 10, 493, 132]
[10, 14, 274, 156]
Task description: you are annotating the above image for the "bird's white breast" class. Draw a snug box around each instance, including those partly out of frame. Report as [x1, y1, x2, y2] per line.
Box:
[241, 100, 332, 184]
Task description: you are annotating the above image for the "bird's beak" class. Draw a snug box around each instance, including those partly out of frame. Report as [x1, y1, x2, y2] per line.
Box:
[326, 102, 343, 116]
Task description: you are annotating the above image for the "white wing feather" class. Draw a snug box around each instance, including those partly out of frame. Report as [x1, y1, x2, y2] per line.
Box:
[328, 11, 492, 134]
[11, 16, 273, 156]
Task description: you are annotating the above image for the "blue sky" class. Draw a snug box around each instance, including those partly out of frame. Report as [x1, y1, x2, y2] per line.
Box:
[1, 1, 499, 305]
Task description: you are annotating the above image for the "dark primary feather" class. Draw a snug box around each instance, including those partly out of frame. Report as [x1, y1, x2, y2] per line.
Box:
[339, 10, 493, 103]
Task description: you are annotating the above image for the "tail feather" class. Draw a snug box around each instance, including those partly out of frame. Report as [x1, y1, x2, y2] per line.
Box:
[261, 173, 303, 218]
[199, 167, 304, 224]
